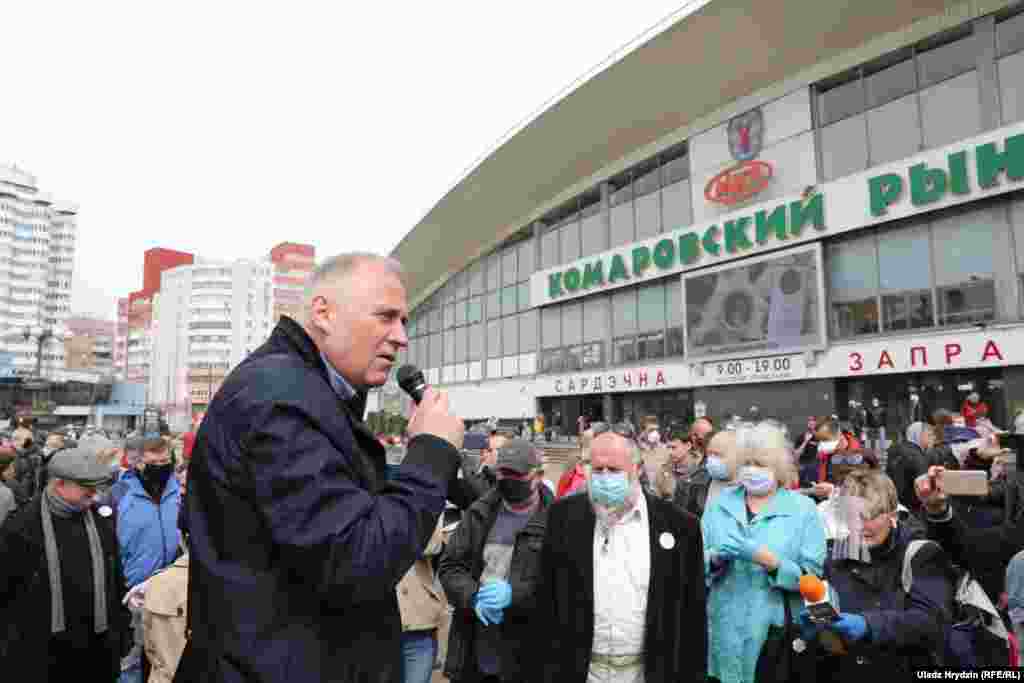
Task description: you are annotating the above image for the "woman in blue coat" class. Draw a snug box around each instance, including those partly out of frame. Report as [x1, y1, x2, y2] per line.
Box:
[702, 424, 827, 683]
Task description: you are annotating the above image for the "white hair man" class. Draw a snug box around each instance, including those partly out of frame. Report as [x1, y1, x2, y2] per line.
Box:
[536, 431, 707, 682]
[175, 252, 467, 683]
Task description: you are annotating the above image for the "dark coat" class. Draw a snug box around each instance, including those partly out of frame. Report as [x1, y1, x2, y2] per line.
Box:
[820, 521, 953, 681]
[672, 465, 712, 518]
[536, 492, 707, 683]
[173, 317, 461, 683]
[886, 441, 928, 511]
[438, 486, 553, 682]
[0, 495, 129, 682]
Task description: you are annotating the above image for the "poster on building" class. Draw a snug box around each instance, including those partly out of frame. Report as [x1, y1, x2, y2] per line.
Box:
[682, 242, 826, 361]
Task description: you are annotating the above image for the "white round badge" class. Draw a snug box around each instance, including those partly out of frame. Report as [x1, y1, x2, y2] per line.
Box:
[98, 505, 113, 518]
[659, 532, 676, 550]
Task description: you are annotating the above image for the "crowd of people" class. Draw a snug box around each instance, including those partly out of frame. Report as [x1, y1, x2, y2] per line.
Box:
[3, 250, 1023, 683]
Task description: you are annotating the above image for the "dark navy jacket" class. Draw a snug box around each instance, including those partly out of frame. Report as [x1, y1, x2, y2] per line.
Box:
[820, 521, 953, 680]
[173, 317, 461, 683]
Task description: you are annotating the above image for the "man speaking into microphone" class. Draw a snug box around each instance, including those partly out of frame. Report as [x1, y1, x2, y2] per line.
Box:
[175, 253, 465, 683]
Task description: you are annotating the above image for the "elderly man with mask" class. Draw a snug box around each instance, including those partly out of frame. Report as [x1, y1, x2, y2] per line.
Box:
[0, 447, 128, 683]
[439, 439, 553, 683]
[536, 431, 707, 683]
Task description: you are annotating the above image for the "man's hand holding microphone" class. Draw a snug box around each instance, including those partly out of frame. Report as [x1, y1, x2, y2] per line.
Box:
[399, 364, 465, 450]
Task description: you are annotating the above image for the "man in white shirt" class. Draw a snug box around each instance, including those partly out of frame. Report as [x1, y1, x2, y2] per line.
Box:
[536, 432, 707, 683]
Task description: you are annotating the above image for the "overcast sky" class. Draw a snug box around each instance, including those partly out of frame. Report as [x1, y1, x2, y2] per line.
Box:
[5, 1, 693, 321]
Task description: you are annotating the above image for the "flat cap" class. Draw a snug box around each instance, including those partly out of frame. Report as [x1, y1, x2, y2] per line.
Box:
[47, 448, 115, 487]
[497, 439, 542, 474]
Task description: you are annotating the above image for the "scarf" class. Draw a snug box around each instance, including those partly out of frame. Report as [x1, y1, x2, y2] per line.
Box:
[41, 487, 108, 635]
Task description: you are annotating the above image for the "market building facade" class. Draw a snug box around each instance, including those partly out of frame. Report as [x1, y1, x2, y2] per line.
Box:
[384, 1, 1024, 439]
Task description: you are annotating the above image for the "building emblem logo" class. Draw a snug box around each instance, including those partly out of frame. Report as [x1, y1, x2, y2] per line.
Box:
[728, 108, 764, 161]
[706, 107, 773, 206]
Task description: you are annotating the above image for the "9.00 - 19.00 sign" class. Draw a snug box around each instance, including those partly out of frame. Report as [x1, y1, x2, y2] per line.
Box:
[706, 355, 803, 384]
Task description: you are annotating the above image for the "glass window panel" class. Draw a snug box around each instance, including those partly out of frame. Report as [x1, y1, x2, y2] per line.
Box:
[469, 262, 484, 295]
[638, 331, 665, 362]
[564, 346, 583, 372]
[878, 222, 931, 292]
[469, 322, 483, 360]
[998, 12, 1024, 57]
[610, 180, 633, 207]
[666, 278, 683, 327]
[454, 326, 467, 363]
[662, 154, 689, 185]
[866, 95, 921, 167]
[661, 180, 691, 233]
[541, 227, 559, 270]
[637, 282, 666, 332]
[828, 234, 879, 301]
[938, 281, 996, 326]
[919, 71, 981, 150]
[918, 34, 979, 88]
[443, 304, 455, 329]
[518, 282, 529, 310]
[560, 219, 580, 264]
[562, 302, 582, 346]
[831, 300, 880, 338]
[518, 239, 535, 279]
[443, 330, 454, 364]
[866, 58, 916, 109]
[613, 336, 637, 365]
[487, 319, 502, 359]
[455, 270, 468, 300]
[428, 307, 440, 334]
[667, 327, 685, 357]
[819, 77, 865, 125]
[610, 203, 635, 248]
[467, 297, 482, 324]
[541, 306, 560, 349]
[454, 300, 466, 327]
[1013, 197, 1024, 271]
[502, 247, 517, 286]
[581, 342, 604, 369]
[612, 288, 637, 336]
[583, 295, 609, 343]
[442, 279, 455, 304]
[634, 166, 661, 198]
[999, 52, 1024, 124]
[429, 333, 442, 367]
[487, 252, 501, 291]
[519, 309, 538, 353]
[501, 285, 518, 317]
[580, 211, 607, 258]
[636, 192, 661, 240]
[883, 291, 934, 332]
[486, 290, 500, 320]
[822, 114, 870, 182]
[503, 315, 519, 356]
[931, 205, 998, 286]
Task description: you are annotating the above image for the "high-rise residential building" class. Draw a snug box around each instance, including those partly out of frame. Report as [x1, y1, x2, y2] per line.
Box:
[64, 316, 116, 376]
[116, 248, 194, 387]
[269, 242, 315, 324]
[149, 257, 274, 429]
[0, 164, 77, 379]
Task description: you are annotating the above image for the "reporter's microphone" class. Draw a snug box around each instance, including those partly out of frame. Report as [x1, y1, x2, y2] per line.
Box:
[396, 364, 428, 405]
[799, 575, 838, 623]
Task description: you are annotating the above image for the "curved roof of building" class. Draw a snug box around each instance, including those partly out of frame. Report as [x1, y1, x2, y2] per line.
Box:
[390, 0, 957, 307]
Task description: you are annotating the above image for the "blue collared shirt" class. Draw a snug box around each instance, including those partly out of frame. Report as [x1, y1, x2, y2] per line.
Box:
[320, 352, 356, 401]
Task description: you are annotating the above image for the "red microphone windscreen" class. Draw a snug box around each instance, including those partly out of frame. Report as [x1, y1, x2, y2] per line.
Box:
[799, 575, 826, 602]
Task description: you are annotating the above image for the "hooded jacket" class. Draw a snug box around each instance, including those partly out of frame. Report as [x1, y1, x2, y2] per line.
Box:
[116, 469, 181, 588]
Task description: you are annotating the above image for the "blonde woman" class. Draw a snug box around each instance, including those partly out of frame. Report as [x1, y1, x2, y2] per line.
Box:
[702, 425, 827, 683]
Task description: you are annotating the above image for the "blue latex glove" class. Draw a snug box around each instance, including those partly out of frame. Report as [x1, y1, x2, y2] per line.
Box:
[473, 598, 492, 626]
[828, 613, 868, 641]
[476, 580, 512, 610]
[472, 592, 504, 626]
[798, 610, 823, 643]
[719, 532, 759, 562]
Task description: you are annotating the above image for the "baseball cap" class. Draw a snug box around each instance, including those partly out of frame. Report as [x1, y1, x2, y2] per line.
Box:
[496, 439, 542, 474]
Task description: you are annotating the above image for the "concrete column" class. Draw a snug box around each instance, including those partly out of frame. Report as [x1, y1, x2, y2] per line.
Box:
[533, 221, 544, 361]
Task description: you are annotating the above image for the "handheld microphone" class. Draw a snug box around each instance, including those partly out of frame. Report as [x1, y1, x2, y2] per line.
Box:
[396, 364, 428, 405]
[799, 575, 839, 623]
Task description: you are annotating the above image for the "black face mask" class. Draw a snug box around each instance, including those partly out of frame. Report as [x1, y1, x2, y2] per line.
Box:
[142, 463, 174, 497]
[497, 478, 534, 505]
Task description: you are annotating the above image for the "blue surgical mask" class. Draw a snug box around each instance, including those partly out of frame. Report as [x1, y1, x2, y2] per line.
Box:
[739, 466, 776, 496]
[590, 471, 629, 507]
[705, 455, 729, 481]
